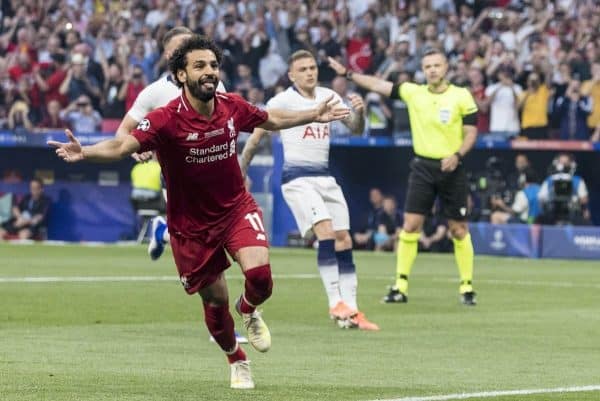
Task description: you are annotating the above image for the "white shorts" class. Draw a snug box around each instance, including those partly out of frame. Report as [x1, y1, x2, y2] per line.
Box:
[281, 176, 350, 238]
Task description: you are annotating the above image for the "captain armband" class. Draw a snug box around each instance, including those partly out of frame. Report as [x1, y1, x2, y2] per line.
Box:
[390, 83, 402, 100]
[462, 112, 477, 126]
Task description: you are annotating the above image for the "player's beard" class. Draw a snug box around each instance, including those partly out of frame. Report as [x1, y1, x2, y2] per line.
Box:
[187, 76, 217, 102]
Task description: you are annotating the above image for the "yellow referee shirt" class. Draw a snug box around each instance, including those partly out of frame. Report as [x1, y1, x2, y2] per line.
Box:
[398, 83, 478, 159]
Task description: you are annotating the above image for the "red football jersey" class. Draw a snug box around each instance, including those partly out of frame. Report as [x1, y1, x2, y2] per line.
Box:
[131, 92, 268, 242]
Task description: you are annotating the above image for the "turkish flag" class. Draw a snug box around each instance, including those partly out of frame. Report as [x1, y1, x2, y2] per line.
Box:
[346, 38, 372, 73]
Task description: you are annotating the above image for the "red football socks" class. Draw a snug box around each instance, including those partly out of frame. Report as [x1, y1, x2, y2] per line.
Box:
[240, 264, 273, 313]
[203, 302, 236, 352]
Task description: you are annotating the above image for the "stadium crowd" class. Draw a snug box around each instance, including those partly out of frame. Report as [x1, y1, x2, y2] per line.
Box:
[0, 0, 599, 140]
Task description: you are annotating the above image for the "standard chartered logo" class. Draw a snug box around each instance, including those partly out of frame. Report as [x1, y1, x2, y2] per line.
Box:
[186, 142, 233, 164]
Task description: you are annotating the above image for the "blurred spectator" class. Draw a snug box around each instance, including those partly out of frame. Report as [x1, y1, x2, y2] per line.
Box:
[0, 178, 50, 240]
[72, 43, 105, 90]
[485, 65, 522, 138]
[124, 65, 147, 112]
[233, 63, 261, 94]
[59, 94, 102, 133]
[240, 17, 270, 81]
[467, 66, 489, 134]
[373, 195, 402, 252]
[490, 168, 540, 224]
[59, 53, 102, 107]
[419, 207, 452, 253]
[507, 153, 532, 191]
[315, 20, 341, 84]
[519, 71, 551, 139]
[353, 187, 384, 250]
[581, 61, 600, 139]
[376, 35, 419, 78]
[388, 70, 413, 137]
[145, 0, 169, 29]
[101, 62, 128, 118]
[36, 99, 68, 132]
[39, 53, 70, 108]
[0, 0, 597, 143]
[552, 79, 593, 140]
[7, 100, 33, 131]
[129, 41, 158, 82]
[537, 153, 590, 225]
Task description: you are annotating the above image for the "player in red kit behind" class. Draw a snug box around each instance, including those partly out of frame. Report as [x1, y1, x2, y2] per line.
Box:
[48, 35, 349, 390]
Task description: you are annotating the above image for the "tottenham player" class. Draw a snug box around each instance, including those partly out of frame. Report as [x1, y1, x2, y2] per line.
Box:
[115, 27, 226, 262]
[49, 36, 349, 389]
[240, 50, 379, 331]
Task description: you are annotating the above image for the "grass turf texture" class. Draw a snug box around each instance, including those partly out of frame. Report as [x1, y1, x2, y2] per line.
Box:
[1, 243, 599, 401]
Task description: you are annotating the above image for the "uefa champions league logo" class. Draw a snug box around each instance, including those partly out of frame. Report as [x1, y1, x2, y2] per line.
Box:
[490, 229, 506, 250]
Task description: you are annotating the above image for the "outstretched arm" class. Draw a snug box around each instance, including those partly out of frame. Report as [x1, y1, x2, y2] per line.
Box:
[115, 113, 154, 162]
[258, 95, 349, 131]
[48, 129, 141, 163]
[328, 57, 394, 97]
[240, 127, 269, 177]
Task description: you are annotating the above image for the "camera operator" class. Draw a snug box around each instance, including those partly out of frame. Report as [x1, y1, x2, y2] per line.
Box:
[537, 153, 590, 225]
[490, 168, 540, 224]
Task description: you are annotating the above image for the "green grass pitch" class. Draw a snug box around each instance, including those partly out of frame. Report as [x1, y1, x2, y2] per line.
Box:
[1, 243, 599, 401]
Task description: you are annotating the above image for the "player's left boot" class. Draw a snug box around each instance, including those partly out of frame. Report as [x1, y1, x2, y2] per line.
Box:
[230, 359, 255, 389]
[461, 291, 477, 306]
[147, 216, 167, 261]
[350, 312, 380, 331]
[236, 299, 271, 352]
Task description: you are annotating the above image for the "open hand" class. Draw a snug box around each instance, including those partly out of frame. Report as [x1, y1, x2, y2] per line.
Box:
[327, 57, 347, 75]
[347, 93, 365, 114]
[314, 95, 350, 123]
[47, 129, 84, 162]
[131, 151, 153, 162]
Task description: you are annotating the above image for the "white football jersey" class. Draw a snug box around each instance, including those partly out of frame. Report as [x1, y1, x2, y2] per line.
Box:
[127, 74, 226, 121]
[266, 86, 345, 183]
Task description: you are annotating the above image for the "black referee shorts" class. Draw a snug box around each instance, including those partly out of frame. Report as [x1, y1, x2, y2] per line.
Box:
[404, 156, 469, 220]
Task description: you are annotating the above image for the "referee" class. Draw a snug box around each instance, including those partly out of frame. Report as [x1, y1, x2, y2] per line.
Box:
[328, 48, 478, 305]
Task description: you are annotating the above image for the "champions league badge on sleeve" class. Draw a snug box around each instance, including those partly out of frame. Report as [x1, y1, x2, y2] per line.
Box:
[137, 119, 151, 131]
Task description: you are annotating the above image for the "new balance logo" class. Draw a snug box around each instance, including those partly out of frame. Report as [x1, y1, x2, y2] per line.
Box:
[186, 133, 199, 141]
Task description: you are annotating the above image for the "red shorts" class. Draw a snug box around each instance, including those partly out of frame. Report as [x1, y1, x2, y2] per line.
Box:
[170, 207, 269, 294]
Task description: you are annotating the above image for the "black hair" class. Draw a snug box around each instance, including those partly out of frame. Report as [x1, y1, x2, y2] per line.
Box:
[168, 35, 223, 88]
[31, 178, 44, 187]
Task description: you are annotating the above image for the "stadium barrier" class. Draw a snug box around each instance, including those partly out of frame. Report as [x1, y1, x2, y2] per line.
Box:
[0, 131, 599, 257]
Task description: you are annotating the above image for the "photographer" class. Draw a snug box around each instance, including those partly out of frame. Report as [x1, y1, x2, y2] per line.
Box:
[537, 153, 590, 225]
[485, 65, 522, 138]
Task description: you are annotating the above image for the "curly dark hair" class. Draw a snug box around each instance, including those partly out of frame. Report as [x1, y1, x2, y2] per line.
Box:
[168, 35, 223, 88]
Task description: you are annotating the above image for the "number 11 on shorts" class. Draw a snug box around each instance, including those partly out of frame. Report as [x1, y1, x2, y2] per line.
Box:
[245, 212, 266, 241]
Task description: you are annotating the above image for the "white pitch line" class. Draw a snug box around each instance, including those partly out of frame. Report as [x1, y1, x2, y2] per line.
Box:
[369, 385, 600, 401]
[1, 275, 600, 289]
